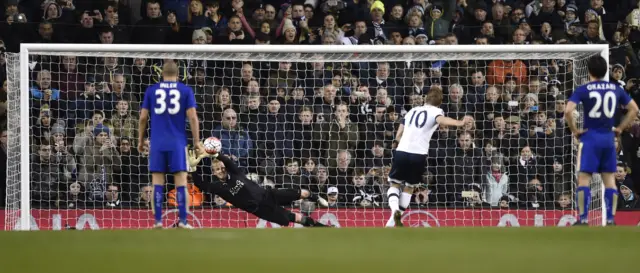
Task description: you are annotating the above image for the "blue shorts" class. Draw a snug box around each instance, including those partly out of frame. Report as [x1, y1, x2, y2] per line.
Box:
[148, 146, 188, 174]
[388, 150, 427, 186]
[577, 132, 617, 174]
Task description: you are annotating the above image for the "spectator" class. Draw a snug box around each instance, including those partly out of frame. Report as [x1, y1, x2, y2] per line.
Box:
[129, 185, 153, 209]
[30, 144, 62, 207]
[365, 141, 392, 171]
[326, 186, 340, 208]
[364, 105, 394, 147]
[77, 124, 122, 203]
[104, 2, 131, 44]
[555, 192, 572, 210]
[106, 73, 138, 113]
[212, 108, 253, 168]
[615, 162, 634, 186]
[54, 55, 85, 101]
[301, 158, 317, 178]
[187, 0, 206, 28]
[345, 169, 382, 208]
[510, 145, 545, 194]
[484, 155, 509, 207]
[618, 180, 640, 209]
[204, 1, 227, 36]
[547, 156, 572, 197]
[284, 106, 317, 159]
[331, 150, 355, 191]
[115, 137, 148, 202]
[442, 83, 474, 120]
[110, 100, 137, 140]
[315, 103, 359, 166]
[94, 57, 132, 86]
[218, 15, 254, 44]
[447, 131, 483, 203]
[521, 177, 551, 209]
[72, 75, 110, 121]
[167, 174, 203, 208]
[32, 107, 58, 146]
[529, 0, 564, 29]
[30, 70, 61, 110]
[105, 184, 121, 207]
[308, 164, 331, 198]
[131, 0, 168, 44]
[425, 3, 455, 41]
[460, 183, 490, 208]
[61, 182, 85, 209]
[278, 158, 310, 189]
[166, 10, 189, 44]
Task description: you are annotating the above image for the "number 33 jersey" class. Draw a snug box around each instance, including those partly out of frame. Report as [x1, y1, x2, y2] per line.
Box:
[396, 104, 443, 155]
[141, 81, 197, 150]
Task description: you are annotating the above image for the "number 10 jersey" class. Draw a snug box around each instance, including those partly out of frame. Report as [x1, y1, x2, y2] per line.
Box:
[396, 104, 444, 155]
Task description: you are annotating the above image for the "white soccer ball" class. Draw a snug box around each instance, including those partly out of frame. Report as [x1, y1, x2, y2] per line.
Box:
[203, 137, 222, 155]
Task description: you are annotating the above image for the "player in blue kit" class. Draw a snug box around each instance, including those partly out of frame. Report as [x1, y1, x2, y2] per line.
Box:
[565, 56, 639, 225]
[138, 62, 205, 229]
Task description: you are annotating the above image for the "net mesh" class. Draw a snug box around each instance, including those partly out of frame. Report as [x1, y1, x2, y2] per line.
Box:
[4, 48, 606, 230]
[4, 53, 22, 230]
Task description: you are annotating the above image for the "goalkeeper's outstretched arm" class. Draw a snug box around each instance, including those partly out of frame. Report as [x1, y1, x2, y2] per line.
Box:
[216, 153, 243, 175]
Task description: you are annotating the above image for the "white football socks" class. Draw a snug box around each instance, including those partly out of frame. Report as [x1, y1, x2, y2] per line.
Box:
[387, 187, 400, 212]
[400, 192, 412, 210]
[386, 187, 400, 227]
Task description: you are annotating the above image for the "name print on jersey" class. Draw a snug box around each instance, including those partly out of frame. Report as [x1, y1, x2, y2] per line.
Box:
[230, 180, 244, 196]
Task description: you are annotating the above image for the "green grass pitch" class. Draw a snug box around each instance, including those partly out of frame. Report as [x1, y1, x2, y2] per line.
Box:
[1, 227, 638, 273]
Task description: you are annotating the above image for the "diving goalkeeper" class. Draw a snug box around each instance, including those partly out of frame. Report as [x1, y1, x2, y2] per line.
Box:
[188, 151, 330, 227]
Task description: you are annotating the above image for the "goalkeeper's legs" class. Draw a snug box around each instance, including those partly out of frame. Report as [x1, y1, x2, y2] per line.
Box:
[299, 189, 329, 207]
[151, 173, 166, 228]
[601, 172, 618, 225]
[271, 188, 329, 207]
[291, 211, 329, 227]
[173, 171, 190, 227]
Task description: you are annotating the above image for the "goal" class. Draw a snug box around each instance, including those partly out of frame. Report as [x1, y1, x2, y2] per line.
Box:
[3, 44, 609, 230]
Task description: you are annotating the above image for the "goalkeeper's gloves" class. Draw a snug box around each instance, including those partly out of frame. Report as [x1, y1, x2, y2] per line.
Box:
[188, 149, 216, 172]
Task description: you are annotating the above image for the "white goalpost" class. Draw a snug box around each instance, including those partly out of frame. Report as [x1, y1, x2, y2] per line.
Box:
[4, 44, 609, 230]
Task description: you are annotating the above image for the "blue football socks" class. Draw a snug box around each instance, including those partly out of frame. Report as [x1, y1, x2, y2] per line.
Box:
[576, 186, 591, 224]
[153, 184, 164, 224]
[176, 185, 188, 225]
[604, 188, 618, 224]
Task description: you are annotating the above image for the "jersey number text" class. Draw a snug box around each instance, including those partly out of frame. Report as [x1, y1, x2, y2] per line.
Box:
[154, 89, 181, 115]
[407, 110, 428, 128]
[588, 91, 616, 118]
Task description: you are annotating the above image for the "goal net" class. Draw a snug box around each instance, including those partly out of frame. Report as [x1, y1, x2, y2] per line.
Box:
[3, 44, 608, 230]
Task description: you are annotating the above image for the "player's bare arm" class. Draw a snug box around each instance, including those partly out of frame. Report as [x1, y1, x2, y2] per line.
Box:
[435, 115, 471, 127]
[615, 100, 639, 134]
[395, 124, 404, 141]
[186, 107, 205, 155]
[563, 101, 585, 137]
[137, 108, 149, 153]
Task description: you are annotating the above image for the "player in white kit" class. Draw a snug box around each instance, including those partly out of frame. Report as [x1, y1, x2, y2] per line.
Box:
[386, 87, 473, 227]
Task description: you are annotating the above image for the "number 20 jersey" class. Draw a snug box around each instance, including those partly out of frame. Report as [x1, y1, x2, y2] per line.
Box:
[569, 80, 632, 173]
[396, 104, 444, 155]
[141, 81, 197, 150]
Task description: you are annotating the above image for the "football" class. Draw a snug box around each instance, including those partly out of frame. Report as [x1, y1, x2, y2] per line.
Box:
[203, 137, 222, 155]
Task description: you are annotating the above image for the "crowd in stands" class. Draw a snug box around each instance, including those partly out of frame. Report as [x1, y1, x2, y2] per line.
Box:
[0, 0, 639, 211]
